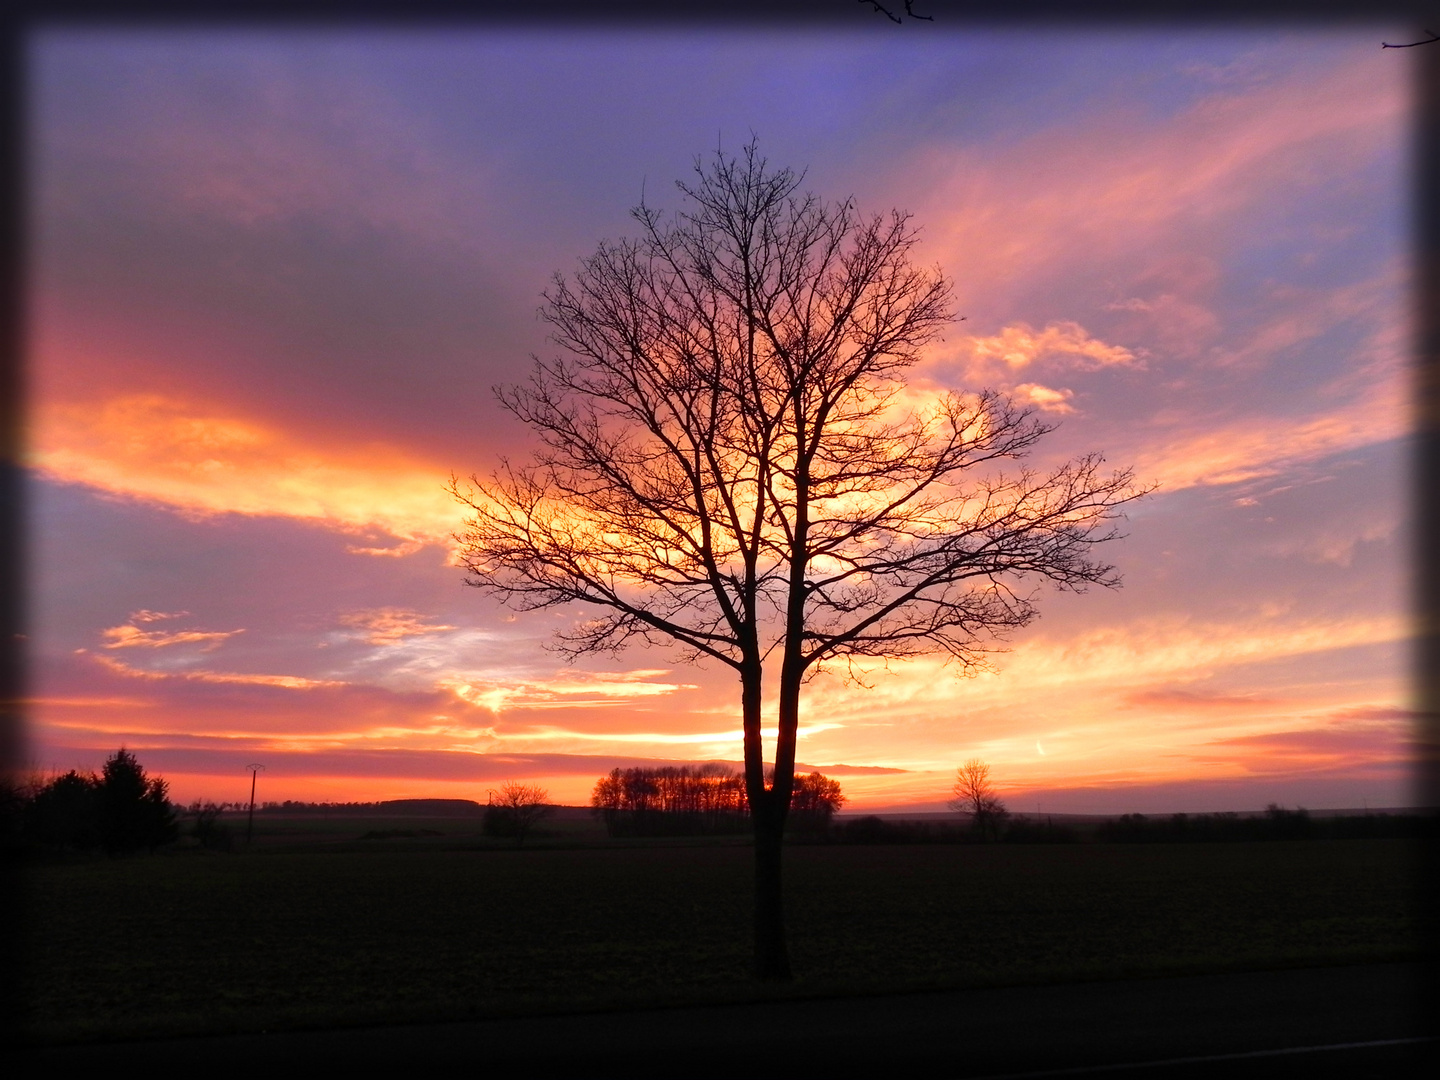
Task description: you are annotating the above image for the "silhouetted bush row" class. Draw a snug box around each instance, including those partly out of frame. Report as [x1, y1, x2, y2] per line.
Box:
[590, 765, 845, 837]
[826, 806, 1435, 846]
[8, 749, 178, 855]
[248, 798, 485, 816]
[1095, 805, 1432, 843]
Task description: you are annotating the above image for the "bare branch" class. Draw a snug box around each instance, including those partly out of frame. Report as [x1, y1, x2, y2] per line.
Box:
[859, 0, 933, 23]
[1382, 30, 1440, 48]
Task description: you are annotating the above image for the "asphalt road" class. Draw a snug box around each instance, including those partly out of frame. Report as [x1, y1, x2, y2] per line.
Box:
[16, 961, 1434, 1077]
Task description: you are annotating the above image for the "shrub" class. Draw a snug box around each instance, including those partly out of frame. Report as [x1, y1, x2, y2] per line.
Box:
[25, 770, 101, 850]
[188, 801, 234, 851]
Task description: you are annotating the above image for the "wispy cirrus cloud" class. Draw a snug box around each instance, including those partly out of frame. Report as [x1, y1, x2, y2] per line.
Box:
[338, 607, 457, 645]
[1121, 688, 1287, 711]
[803, 611, 1409, 723]
[92, 652, 346, 690]
[101, 624, 243, 651]
[1323, 704, 1418, 724]
[1195, 724, 1414, 772]
[1131, 377, 1406, 491]
[439, 668, 699, 714]
[907, 51, 1403, 308]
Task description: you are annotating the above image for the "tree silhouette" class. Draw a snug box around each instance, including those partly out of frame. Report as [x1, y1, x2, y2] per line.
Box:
[590, 765, 748, 836]
[454, 140, 1144, 979]
[187, 800, 233, 851]
[484, 781, 553, 846]
[25, 770, 100, 850]
[788, 771, 846, 835]
[96, 748, 177, 854]
[949, 758, 1008, 841]
[24, 750, 177, 853]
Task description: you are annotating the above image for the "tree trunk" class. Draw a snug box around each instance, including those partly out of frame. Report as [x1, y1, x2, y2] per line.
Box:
[752, 661, 802, 981]
[738, 654, 791, 980]
[751, 798, 791, 981]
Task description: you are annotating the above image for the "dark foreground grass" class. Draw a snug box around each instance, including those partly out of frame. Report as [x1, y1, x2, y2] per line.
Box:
[21, 838, 1418, 1044]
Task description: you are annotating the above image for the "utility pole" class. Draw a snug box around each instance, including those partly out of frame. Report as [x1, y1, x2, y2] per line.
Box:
[245, 763, 265, 846]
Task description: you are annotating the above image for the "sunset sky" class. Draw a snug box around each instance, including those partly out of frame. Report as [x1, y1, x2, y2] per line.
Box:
[25, 24, 1417, 813]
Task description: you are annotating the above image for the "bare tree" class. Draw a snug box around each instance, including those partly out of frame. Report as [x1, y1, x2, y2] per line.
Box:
[484, 781, 553, 846]
[949, 758, 1008, 841]
[453, 140, 1145, 979]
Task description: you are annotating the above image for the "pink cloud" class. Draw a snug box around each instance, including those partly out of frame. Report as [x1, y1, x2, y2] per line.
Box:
[93, 653, 346, 690]
[338, 608, 456, 645]
[1123, 688, 1287, 710]
[907, 52, 1402, 305]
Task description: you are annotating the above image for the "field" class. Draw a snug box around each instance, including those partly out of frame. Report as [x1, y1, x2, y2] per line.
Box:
[19, 819, 1420, 1044]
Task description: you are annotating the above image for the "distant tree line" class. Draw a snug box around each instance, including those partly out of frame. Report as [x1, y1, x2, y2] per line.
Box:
[242, 798, 485, 817]
[829, 805, 1432, 846]
[1094, 805, 1433, 843]
[590, 766, 845, 837]
[5, 749, 177, 855]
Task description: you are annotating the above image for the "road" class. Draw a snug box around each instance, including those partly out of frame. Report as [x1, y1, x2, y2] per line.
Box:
[18, 961, 1433, 1077]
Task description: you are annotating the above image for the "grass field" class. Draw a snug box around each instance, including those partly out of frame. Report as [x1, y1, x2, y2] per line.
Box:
[20, 830, 1419, 1044]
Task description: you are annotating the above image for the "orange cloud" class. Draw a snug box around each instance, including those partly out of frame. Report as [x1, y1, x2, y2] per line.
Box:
[440, 668, 699, 713]
[1012, 382, 1075, 413]
[129, 609, 189, 623]
[339, 608, 456, 645]
[966, 321, 1140, 371]
[101, 624, 243, 651]
[30, 393, 463, 548]
[805, 612, 1408, 719]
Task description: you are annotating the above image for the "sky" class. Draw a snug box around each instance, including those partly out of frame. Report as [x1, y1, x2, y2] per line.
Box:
[23, 23, 1418, 813]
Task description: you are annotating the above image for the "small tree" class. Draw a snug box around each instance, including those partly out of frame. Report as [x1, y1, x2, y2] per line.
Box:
[187, 801, 234, 851]
[96, 748, 177, 854]
[484, 781, 553, 846]
[949, 758, 1008, 841]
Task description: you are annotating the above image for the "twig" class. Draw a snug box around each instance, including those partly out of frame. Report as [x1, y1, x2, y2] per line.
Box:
[1381, 30, 1440, 48]
[860, 1, 933, 24]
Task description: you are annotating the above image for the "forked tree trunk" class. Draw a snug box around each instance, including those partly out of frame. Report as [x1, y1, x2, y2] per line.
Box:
[750, 658, 802, 980]
[740, 655, 794, 980]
